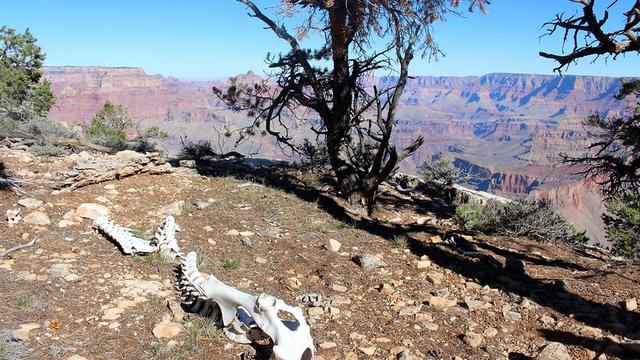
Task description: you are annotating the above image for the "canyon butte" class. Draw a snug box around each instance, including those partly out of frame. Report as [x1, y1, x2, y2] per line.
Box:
[42, 66, 631, 244]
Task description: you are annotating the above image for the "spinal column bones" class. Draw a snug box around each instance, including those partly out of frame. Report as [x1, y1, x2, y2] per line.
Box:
[93, 215, 315, 360]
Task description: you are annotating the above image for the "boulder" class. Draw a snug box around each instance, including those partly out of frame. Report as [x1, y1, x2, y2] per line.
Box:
[23, 211, 50, 226]
[152, 322, 183, 339]
[14, 323, 40, 340]
[428, 296, 456, 308]
[536, 342, 571, 360]
[179, 160, 196, 168]
[325, 238, 342, 252]
[17, 198, 44, 209]
[352, 253, 387, 269]
[76, 203, 109, 220]
[625, 298, 638, 311]
[463, 332, 484, 348]
[159, 201, 186, 216]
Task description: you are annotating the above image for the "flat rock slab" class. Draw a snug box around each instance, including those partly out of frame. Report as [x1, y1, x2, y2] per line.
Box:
[23, 211, 50, 225]
[17, 198, 43, 208]
[152, 322, 183, 339]
[76, 203, 109, 220]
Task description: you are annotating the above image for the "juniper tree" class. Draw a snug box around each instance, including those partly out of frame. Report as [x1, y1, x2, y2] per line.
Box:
[0, 26, 54, 121]
[216, 0, 489, 215]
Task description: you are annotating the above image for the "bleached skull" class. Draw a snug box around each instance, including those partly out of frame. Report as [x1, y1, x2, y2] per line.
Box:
[179, 252, 314, 360]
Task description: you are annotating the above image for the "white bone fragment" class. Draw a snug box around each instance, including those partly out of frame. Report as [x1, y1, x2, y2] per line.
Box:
[93, 215, 157, 254]
[178, 252, 314, 360]
[6, 209, 21, 227]
[152, 215, 182, 259]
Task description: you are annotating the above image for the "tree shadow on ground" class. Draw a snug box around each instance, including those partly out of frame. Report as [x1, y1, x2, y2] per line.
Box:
[507, 353, 533, 360]
[538, 329, 640, 358]
[471, 239, 590, 272]
[193, 159, 640, 341]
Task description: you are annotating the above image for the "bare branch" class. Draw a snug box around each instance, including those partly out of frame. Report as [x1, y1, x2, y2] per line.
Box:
[541, 0, 640, 72]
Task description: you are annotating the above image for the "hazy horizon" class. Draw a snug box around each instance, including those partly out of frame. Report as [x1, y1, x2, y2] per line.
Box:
[41, 64, 637, 81]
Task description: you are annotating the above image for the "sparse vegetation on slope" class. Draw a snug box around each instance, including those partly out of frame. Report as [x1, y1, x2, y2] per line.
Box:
[178, 140, 214, 161]
[420, 155, 469, 204]
[86, 100, 168, 152]
[605, 190, 640, 260]
[454, 200, 587, 246]
[1, 147, 639, 359]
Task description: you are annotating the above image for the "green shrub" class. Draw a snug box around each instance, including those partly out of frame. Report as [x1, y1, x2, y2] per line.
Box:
[85, 101, 167, 152]
[604, 191, 640, 259]
[454, 199, 587, 246]
[132, 126, 168, 153]
[86, 101, 131, 150]
[24, 117, 75, 139]
[299, 138, 330, 171]
[420, 155, 467, 188]
[30, 144, 69, 157]
[454, 203, 486, 231]
[392, 235, 409, 249]
[179, 140, 214, 161]
[221, 259, 242, 270]
[0, 116, 74, 140]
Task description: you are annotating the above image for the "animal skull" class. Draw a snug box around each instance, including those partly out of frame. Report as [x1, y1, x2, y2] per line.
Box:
[178, 252, 314, 360]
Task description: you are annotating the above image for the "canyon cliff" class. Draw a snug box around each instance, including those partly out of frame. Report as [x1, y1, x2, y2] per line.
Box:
[43, 66, 630, 244]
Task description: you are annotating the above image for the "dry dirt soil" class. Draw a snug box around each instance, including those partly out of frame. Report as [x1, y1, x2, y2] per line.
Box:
[0, 149, 639, 360]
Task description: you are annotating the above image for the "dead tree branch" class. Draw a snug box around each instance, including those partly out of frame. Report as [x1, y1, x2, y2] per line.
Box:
[0, 237, 38, 257]
[540, 0, 640, 72]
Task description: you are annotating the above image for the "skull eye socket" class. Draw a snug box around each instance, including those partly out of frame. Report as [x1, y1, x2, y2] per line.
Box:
[277, 310, 300, 331]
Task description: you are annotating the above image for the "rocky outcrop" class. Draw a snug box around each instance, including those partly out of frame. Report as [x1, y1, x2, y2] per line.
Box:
[51, 150, 173, 191]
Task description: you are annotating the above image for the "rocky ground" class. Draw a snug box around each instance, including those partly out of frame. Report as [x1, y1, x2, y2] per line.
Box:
[1, 148, 639, 360]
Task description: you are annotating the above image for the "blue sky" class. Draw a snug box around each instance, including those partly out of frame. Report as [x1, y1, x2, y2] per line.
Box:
[2, 0, 638, 78]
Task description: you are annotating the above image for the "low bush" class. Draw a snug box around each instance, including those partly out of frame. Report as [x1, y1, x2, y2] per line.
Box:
[23, 117, 75, 140]
[30, 144, 69, 157]
[419, 155, 469, 204]
[179, 140, 214, 161]
[131, 126, 168, 153]
[298, 138, 330, 171]
[420, 156, 467, 187]
[85, 102, 168, 152]
[454, 199, 587, 246]
[0, 116, 75, 140]
[604, 191, 640, 259]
